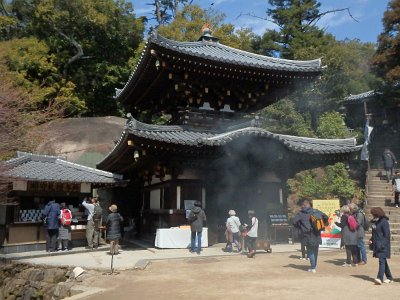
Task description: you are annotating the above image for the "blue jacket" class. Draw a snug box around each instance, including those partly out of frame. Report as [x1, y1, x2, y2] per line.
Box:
[42, 201, 60, 230]
[372, 216, 391, 259]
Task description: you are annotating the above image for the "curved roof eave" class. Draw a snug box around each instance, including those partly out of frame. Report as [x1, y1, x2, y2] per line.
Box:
[115, 32, 323, 103]
[99, 118, 361, 156]
[344, 90, 382, 103]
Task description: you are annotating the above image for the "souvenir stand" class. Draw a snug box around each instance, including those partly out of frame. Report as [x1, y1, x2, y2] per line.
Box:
[0, 152, 124, 253]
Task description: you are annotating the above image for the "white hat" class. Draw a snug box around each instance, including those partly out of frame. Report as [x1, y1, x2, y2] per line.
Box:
[73, 267, 85, 278]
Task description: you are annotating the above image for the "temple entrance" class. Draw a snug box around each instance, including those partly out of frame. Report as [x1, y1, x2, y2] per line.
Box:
[206, 179, 282, 244]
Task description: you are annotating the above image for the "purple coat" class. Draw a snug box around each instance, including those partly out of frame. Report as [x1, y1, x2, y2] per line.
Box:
[42, 201, 60, 230]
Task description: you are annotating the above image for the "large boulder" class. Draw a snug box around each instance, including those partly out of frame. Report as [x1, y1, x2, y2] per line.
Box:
[33, 116, 126, 168]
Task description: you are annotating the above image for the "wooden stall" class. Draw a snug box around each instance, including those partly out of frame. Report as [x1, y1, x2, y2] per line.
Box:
[0, 152, 125, 253]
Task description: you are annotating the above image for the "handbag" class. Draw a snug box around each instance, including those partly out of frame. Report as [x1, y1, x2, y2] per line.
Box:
[368, 238, 374, 250]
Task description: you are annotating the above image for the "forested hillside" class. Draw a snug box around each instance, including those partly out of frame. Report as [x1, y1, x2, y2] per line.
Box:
[2, 0, 400, 201]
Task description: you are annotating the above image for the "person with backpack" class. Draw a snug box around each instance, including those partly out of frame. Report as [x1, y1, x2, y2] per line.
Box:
[292, 200, 328, 273]
[335, 205, 359, 266]
[382, 147, 397, 183]
[82, 197, 102, 250]
[57, 202, 72, 251]
[188, 201, 206, 255]
[350, 203, 369, 265]
[391, 170, 400, 208]
[370, 207, 394, 285]
[106, 204, 123, 255]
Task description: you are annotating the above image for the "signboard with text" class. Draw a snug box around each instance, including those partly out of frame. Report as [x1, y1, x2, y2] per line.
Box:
[313, 199, 341, 248]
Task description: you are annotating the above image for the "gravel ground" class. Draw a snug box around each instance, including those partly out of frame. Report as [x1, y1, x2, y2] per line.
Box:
[81, 249, 400, 300]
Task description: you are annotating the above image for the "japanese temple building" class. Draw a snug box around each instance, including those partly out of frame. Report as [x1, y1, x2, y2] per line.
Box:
[97, 30, 362, 244]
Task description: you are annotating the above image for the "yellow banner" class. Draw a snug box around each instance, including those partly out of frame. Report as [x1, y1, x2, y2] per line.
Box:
[313, 199, 341, 248]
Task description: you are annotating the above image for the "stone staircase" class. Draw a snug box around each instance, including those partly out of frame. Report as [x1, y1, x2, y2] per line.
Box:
[365, 169, 400, 254]
[364, 126, 400, 255]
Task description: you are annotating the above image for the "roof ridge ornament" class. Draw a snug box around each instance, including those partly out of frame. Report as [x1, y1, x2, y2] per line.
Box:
[198, 23, 219, 43]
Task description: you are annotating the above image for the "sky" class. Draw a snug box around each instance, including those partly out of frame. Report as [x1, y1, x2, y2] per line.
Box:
[132, 0, 390, 43]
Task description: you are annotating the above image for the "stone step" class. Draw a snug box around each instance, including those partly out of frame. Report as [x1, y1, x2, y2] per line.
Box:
[386, 223, 400, 230]
[363, 215, 400, 223]
[367, 195, 393, 200]
[368, 187, 392, 191]
[367, 200, 394, 205]
[364, 200, 399, 209]
[367, 193, 393, 198]
[368, 179, 391, 184]
[364, 234, 400, 245]
[367, 187, 392, 191]
[365, 206, 400, 213]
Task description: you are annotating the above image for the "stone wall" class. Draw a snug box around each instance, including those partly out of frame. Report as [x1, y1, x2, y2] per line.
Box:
[0, 262, 76, 300]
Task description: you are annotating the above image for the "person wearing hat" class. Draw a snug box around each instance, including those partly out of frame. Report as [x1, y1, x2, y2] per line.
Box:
[224, 209, 241, 252]
[188, 201, 207, 254]
[106, 204, 123, 255]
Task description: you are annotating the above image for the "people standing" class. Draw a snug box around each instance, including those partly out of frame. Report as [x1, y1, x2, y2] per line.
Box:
[382, 147, 397, 182]
[335, 205, 359, 266]
[370, 207, 394, 285]
[42, 199, 60, 252]
[188, 201, 206, 255]
[82, 197, 102, 249]
[391, 170, 400, 208]
[106, 204, 123, 255]
[224, 210, 241, 252]
[57, 202, 72, 251]
[350, 203, 368, 265]
[292, 200, 328, 273]
[244, 210, 258, 258]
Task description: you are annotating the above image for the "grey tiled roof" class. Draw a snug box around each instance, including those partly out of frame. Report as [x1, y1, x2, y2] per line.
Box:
[344, 90, 381, 103]
[115, 32, 322, 99]
[1, 152, 124, 183]
[151, 33, 322, 72]
[122, 118, 361, 155]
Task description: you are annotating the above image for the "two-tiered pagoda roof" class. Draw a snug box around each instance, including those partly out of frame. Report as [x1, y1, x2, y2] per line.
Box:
[116, 32, 323, 117]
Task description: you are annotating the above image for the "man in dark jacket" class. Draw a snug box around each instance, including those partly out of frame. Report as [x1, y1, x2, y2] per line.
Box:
[42, 200, 60, 252]
[382, 148, 397, 182]
[292, 200, 328, 273]
[188, 201, 206, 254]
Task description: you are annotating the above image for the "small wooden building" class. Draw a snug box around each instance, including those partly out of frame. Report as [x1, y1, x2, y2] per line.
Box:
[97, 30, 362, 244]
[0, 152, 125, 253]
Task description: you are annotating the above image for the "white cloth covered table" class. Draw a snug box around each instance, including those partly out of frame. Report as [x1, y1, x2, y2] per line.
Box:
[155, 228, 208, 248]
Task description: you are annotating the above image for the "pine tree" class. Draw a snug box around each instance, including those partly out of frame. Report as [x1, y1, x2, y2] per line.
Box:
[373, 0, 400, 85]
